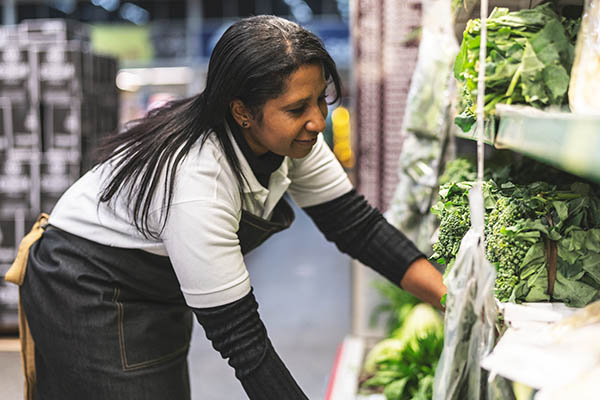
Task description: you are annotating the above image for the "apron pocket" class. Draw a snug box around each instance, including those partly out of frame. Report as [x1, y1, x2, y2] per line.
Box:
[112, 287, 193, 371]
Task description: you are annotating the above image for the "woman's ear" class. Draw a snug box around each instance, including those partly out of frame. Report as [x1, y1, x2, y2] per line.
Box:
[230, 100, 252, 129]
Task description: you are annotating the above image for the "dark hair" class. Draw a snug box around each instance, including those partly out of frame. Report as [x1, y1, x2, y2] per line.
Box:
[97, 15, 342, 239]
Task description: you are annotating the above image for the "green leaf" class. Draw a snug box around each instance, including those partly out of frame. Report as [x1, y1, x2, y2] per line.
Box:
[521, 242, 545, 266]
[488, 7, 510, 20]
[557, 258, 585, 280]
[363, 370, 402, 387]
[454, 111, 476, 132]
[558, 240, 581, 264]
[412, 375, 435, 400]
[492, 3, 558, 28]
[553, 270, 598, 307]
[570, 230, 587, 251]
[553, 201, 569, 222]
[454, 38, 469, 80]
[529, 19, 568, 64]
[383, 377, 409, 400]
[582, 253, 600, 286]
[571, 182, 591, 196]
[542, 64, 570, 103]
[524, 266, 550, 302]
[585, 229, 600, 252]
[509, 279, 530, 302]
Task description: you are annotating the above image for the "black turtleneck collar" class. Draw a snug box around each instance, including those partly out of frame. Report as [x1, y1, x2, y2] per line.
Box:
[231, 126, 284, 189]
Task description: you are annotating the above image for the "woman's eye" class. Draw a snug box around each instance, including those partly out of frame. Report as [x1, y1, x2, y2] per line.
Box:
[289, 106, 306, 115]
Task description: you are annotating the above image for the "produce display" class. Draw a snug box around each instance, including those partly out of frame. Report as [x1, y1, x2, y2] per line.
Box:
[431, 159, 600, 307]
[454, 3, 579, 132]
[359, 286, 444, 400]
[355, 1, 599, 398]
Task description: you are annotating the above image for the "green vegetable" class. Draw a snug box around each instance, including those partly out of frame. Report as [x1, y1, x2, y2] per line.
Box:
[432, 159, 600, 306]
[361, 304, 444, 399]
[370, 281, 421, 336]
[454, 3, 577, 132]
[363, 304, 443, 374]
[363, 329, 444, 400]
[393, 303, 444, 341]
[363, 338, 409, 375]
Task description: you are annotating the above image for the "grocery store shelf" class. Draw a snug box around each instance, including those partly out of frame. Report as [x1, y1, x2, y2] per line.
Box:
[494, 104, 600, 182]
[454, 105, 600, 182]
[482, 302, 600, 396]
[454, 118, 496, 146]
[326, 335, 366, 400]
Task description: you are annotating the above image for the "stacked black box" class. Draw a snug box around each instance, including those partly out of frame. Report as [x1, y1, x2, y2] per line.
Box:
[0, 19, 119, 331]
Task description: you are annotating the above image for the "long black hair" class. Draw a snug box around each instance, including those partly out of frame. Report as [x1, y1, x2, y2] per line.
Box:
[97, 15, 342, 239]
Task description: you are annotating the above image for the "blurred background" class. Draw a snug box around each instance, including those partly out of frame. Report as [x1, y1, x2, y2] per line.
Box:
[0, 0, 449, 398]
[0, 1, 360, 399]
[3, 1, 596, 399]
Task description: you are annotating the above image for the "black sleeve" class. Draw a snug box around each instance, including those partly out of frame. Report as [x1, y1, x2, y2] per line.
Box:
[192, 289, 308, 400]
[302, 189, 425, 287]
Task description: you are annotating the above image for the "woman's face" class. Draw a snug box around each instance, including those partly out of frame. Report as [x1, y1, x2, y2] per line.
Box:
[242, 64, 328, 159]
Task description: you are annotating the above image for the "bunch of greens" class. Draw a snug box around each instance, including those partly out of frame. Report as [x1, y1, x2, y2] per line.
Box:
[438, 157, 477, 185]
[454, 3, 576, 132]
[370, 281, 421, 336]
[360, 304, 444, 400]
[432, 168, 600, 306]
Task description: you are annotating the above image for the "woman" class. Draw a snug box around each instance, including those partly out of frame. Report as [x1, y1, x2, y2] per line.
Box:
[19, 15, 445, 399]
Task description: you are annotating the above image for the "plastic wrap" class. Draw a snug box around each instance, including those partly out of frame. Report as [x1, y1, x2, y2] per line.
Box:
[433, 183, 498, 400]
[384, 0, 458, 254]
[569, 0, 600, 115]
[480, 301, 600, 398]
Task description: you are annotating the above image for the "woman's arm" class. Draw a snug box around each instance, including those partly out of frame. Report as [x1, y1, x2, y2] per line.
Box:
[303, 189, 446, 310]
[193, 289, 308, 399]
[400, 257, 446, 310]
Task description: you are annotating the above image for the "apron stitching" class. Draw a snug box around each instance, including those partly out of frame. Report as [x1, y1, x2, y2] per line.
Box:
[113, 287, 190, 371]
[113, 288, 128, 370]
[119, 345, 191, 371]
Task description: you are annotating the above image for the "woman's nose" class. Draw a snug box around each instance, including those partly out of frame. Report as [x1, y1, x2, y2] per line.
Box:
[305, 106, 327, 133]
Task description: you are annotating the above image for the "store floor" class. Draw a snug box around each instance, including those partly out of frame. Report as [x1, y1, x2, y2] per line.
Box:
[0, 200, 352, 399]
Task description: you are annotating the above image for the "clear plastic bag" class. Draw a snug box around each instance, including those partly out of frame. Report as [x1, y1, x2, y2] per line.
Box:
[433, 183, 498, 400]
[568, 0, 600, 115]
[384, 0, 458, 254]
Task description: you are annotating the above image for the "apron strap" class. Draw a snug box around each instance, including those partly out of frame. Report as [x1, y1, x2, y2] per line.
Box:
[5, 212, 48, 400]
[5, 213, 49, 285]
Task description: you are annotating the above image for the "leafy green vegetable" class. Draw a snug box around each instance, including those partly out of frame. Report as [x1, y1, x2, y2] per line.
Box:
[432, 158, 600, 306]
[362, 329, 444, 400]
[370, 281, 421, 336]
[393, 304, 444, 341]
[363, 304, 443, 374]
[361, 304, 444, 399]
[453, 3, 577, 132]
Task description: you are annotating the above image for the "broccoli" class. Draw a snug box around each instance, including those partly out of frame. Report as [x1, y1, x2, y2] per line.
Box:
[485, 196, 533, 301]
[434, 206, 471, 264]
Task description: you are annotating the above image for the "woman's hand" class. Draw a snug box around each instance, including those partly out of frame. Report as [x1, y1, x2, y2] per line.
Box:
[400, 257, 447, 311]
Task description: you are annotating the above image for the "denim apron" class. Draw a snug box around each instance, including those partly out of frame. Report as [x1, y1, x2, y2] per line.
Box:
[18, 198, 295, 400]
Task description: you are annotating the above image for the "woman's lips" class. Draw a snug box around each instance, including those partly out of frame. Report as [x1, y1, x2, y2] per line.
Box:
[294, 138, 317, 146]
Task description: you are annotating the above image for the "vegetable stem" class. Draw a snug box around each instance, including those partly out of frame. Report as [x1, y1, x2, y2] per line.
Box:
[505, 63, 522, 97]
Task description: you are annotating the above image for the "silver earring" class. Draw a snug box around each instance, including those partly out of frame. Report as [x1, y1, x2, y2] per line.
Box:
[242, 122, 249, 128]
